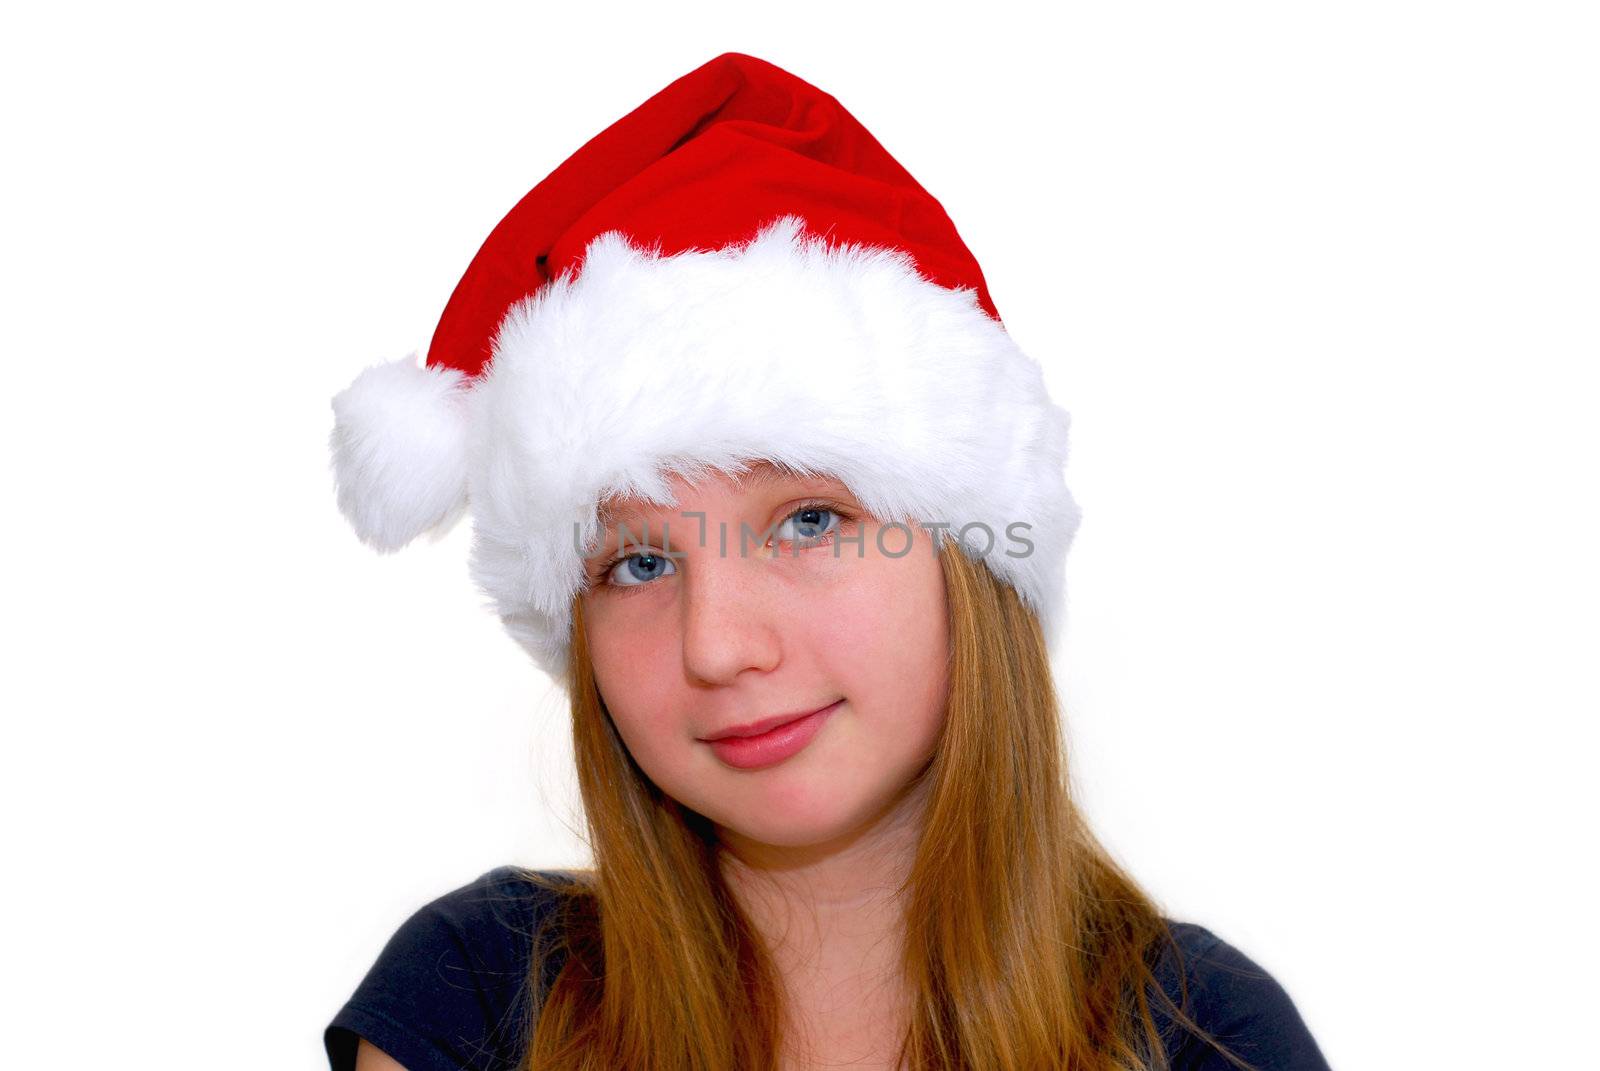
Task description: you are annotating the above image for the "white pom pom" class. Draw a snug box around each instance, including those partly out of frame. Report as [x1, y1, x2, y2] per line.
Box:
[329, 354, 471, 552]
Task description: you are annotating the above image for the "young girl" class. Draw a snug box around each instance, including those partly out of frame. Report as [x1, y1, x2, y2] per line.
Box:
[324, 52, 1330, 1071]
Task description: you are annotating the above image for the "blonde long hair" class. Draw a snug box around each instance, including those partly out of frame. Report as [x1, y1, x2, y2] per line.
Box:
[519, 539, 1243, 1070]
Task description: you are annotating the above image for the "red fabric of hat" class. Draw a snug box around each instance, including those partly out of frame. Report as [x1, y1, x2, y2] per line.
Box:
[428, 51, 1001, 381]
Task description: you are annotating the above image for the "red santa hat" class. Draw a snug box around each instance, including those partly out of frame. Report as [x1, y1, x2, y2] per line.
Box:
[329, 51, 1081, 681]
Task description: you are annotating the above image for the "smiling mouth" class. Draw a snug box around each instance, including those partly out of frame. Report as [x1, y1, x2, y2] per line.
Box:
[699, 700, 845, 771]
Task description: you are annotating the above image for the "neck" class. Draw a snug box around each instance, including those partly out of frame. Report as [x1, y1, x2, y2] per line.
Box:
[715, 773, 931, 1065]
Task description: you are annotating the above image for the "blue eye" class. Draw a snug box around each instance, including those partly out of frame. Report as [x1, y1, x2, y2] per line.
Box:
[773, 505, 841, 545]
[606, 550, 676, 588]
[598, 502, 849, 591]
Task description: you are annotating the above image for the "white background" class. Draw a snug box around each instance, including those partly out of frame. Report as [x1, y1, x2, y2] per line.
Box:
[3, 3, 1595, 1068]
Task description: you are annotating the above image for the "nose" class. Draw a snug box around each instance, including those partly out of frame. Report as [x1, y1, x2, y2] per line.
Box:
[678, 548, 782, 686]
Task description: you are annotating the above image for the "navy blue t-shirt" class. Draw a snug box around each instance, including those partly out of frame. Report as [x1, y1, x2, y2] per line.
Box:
[325, 867, 1331, 1071]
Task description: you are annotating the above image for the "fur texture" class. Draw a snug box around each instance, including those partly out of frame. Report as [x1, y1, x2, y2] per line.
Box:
[455, 215, 1081, 679]
[329, 354, 472, 552]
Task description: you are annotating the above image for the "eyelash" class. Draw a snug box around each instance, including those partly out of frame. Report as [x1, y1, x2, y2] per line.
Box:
[590, 499, 857, 595]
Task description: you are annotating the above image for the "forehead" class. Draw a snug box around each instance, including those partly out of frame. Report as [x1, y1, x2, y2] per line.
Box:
[595, 461, 848, 526]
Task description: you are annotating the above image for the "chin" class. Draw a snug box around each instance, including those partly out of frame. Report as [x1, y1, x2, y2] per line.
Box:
[701, 781, 885, 850]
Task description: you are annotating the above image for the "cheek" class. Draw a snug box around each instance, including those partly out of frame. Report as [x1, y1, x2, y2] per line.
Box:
[582, 601, 684, 765]
[819, 546, 951, 743]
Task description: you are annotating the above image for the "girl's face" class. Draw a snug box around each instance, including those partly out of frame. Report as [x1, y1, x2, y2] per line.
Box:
[579, 464, 951, 849]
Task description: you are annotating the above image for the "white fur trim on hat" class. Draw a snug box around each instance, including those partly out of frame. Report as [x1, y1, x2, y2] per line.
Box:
[459, 215, 1081, 681]
[329, 354, 472, 552]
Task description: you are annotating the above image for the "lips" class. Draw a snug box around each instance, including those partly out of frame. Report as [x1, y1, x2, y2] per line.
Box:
[698, 700, 844, 742]
[702, 700, 844, 771]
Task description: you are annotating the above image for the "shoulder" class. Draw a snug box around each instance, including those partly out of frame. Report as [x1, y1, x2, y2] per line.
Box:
[324, 866, 586, 1071]
[1150, 921, 1333, 1071]
[391, 864, 577, 948]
